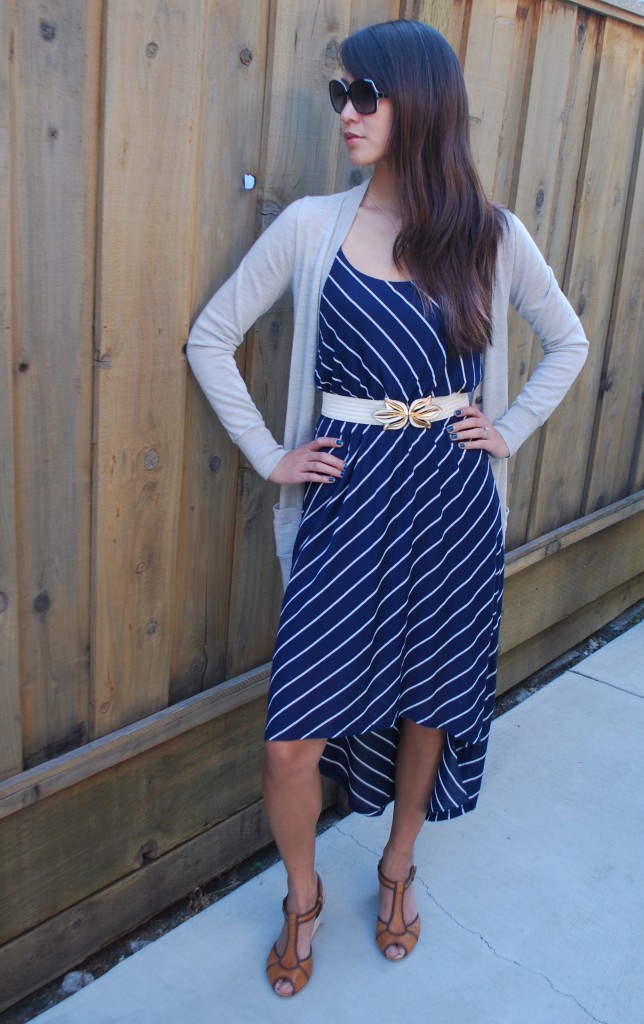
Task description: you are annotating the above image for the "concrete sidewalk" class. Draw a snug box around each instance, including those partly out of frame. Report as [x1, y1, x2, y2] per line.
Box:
[31, 622, 644, 1024]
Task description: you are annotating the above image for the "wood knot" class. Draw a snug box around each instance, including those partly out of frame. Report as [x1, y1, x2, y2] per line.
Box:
[189, 657, 206, 678]
[18, 360, 30, 373]
[325, 39, 340, 66]
[144, 449, 160, 471]
[33, 591, 51, 615]
[239, 47, 253, 65]
[145, 621, 158, 637]
[257, 199, 282, 227]
[138, 840, 159, 864]
[209, 455, 222, 473]
[146, 41, 159, 59]
[39, 19, 56, 42]
[535, 188, 545, 210]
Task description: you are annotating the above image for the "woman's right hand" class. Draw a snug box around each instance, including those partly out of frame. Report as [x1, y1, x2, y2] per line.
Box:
[268, 437, 345, 485]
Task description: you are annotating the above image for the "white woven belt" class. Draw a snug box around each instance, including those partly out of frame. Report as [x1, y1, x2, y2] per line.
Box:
[321, 391, 465, 430]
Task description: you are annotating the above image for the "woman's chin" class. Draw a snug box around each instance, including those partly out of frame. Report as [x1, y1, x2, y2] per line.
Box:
[344, 148, 375, 168]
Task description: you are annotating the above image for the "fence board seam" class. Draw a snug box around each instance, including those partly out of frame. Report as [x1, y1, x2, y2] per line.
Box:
[504, 490, 644, 574]
[0, 663, 271, 821]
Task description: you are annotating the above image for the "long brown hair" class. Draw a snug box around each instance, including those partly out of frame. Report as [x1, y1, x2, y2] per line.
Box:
[340, 20, 505, 357]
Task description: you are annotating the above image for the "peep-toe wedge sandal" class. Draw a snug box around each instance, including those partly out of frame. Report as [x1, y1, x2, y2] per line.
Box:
[266, 874, 324, 997]
[376, 860, 420, 960]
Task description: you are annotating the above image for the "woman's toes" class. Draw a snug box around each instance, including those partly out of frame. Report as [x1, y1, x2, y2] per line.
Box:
[275, 978, 294, 996]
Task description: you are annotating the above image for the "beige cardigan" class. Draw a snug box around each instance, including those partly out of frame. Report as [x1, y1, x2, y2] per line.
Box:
[187, 180, 588, 582]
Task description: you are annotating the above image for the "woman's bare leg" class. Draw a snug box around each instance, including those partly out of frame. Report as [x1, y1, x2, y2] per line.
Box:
[262, 737, 327, 995]
[379, 719, 445, 959]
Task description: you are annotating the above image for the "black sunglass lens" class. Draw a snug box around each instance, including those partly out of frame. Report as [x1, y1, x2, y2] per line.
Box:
[350, 80, 377, 114]
[329, 81, 347, 113]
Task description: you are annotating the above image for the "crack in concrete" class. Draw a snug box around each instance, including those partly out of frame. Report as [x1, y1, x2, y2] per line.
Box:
[333, 823, 381, 859]
[415, 876, 611, 1024]
[568, 668, 644, 702]
[333, 824, 610, 1024]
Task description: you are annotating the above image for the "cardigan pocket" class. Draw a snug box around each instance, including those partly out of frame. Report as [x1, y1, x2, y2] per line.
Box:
[273, 503, 302, 589]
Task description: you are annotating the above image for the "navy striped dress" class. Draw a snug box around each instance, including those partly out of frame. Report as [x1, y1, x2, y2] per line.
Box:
[266, 249, 504, 822]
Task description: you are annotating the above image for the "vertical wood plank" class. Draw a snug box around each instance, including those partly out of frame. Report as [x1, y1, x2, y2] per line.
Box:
[527, 17, 643, 536]
[350, 0, 400, 28]
[223, 0, 353, 678]
[260, 0, 350, 209]
[464, 0, 536, 204]
[629, 418, 644, 495]
[504, 4, 600, 549]
[92, 0, 206, 735]
[401, 0, 471, 59]
[10, 0, 101, 767]
[0, 0, 22, 778]
[401, 0, 453, 34]
[170, 0, 271, 702]
[582, 115, 644, 512]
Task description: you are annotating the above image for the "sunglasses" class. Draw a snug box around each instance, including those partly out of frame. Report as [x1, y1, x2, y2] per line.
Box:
[328, 78, 386, 115]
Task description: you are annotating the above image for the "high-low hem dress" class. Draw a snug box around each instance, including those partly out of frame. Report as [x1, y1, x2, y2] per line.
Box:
[265, 248, 504, 822]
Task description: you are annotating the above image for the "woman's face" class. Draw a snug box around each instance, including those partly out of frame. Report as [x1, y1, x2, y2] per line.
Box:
[339, 73, 394, 167]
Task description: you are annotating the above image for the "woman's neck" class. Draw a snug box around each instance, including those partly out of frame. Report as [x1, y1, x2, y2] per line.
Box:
[367, 164, 401, 215]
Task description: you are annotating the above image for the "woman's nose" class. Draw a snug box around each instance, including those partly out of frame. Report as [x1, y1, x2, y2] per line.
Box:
[340, 100, 358, 125]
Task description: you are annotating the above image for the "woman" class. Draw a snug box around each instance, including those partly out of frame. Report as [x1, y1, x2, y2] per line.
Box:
[187, 20, 588, 998]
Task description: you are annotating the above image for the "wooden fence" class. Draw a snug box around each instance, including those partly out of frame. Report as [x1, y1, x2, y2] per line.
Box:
[1, 0, 642, 1008]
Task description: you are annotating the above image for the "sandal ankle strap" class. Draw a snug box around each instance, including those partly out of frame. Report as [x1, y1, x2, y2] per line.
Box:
[281, 873, 324, 923]
[377, 859, 416, 891]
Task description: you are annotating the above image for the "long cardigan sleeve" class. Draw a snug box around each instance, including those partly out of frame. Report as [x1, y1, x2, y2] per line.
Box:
[186, 202, 299, 480]
[485, 212, 588, 455]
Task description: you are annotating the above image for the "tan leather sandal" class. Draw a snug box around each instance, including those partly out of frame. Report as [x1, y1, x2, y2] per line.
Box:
[376, 860, 421, 960]
[266, 874, 324, 997]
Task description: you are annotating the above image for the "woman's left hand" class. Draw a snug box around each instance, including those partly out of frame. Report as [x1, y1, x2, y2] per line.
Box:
[447, 406, 510, 459]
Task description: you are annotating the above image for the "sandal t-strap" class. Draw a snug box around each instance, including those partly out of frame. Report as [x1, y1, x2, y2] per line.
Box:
[376, 859, 421, 960]
[266, 874, 324, 997]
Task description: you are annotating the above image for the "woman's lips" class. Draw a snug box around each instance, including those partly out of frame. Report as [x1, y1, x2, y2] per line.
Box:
[344, 133, 363, 143]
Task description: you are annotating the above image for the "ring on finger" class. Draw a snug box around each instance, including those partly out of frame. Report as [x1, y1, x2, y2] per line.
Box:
[483, 426, 489, 438]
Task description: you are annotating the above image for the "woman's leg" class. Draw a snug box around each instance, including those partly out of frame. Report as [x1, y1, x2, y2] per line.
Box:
[379, 719, 445, 959]
[263, 737, 327, 995]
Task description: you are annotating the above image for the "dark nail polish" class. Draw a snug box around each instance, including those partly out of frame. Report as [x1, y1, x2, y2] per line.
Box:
[336, 439, 344, 447]
[455, 409, 462, 416]
[458, 442, 465, 449]
[328, 476, 335, 483]
[446, 425, 455, 433]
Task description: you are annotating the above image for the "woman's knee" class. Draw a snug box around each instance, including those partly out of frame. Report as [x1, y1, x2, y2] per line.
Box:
[263, 738, 325, 779]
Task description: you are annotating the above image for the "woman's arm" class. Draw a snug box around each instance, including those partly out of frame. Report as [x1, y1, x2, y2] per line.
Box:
[186, 202, 300, 480]
[187, 198, 346, 487]
[493, 214, 589, 455]
[446, 212, 588, 458]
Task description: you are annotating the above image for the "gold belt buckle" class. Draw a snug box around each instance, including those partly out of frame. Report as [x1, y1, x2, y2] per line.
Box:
[371, 396, 443, 430]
